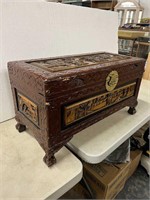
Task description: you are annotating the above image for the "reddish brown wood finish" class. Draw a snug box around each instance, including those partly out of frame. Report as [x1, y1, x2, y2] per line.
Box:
[8, 52, 145, 167]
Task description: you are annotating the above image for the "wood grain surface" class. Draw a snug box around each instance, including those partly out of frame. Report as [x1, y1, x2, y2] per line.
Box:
[8, 52, 145, 167]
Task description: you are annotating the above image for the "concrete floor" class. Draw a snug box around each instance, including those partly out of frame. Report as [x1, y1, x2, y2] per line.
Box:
[116, 165, 150, 200]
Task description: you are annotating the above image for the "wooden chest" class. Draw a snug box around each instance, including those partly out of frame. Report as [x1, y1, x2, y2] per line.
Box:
[8, 52, 145, 167]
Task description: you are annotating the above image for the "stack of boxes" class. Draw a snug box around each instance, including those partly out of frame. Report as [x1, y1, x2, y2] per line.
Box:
[83, 149, 142, 199]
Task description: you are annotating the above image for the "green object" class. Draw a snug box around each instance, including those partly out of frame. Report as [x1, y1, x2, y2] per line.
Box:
[140, 18, 150, 23]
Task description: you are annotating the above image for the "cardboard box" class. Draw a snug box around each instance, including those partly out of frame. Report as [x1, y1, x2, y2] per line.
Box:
[83, 161, 130, 199]
[60, 182, 91, 199]
[127, 150, 142, 178]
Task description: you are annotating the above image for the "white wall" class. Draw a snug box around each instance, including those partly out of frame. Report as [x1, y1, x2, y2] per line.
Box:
[139, 0, 150, 18]
[3, 0, 46, 2]
[0, 1, 118, 122]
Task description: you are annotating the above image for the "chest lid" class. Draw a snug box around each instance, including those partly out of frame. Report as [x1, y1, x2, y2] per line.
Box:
[11, 52, 145, 98]
[28, 52, 131, 73]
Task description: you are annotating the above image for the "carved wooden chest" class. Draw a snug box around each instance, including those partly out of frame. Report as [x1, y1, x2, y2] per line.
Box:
[8, 52, 145, 166]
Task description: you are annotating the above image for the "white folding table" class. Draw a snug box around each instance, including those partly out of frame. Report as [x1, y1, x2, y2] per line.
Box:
[0, 119, 82, 200]
[67, 79, 150, 163]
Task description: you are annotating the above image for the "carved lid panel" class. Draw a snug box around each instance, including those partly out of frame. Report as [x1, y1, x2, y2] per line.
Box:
[28, 53, 130, 73]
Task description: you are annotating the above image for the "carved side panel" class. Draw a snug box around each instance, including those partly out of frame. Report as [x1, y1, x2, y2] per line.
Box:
[16, 92, 39, 126]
